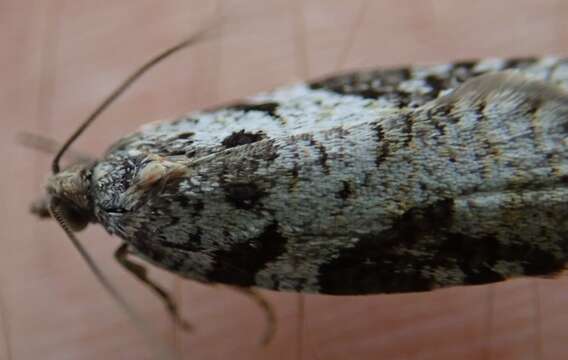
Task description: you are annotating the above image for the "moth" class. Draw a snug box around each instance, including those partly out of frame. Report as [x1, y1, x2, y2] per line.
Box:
[29, 34, 568, 347]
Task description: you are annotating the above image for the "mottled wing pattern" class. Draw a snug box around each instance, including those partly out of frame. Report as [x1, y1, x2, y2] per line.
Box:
[93, 59, 568, 294]
[310, 57, 568, 107]
[107, 57, 568, 160]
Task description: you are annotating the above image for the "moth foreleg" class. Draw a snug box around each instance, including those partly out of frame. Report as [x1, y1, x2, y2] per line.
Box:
[231, 286, 276, 346]
[114, 243, 191, 330]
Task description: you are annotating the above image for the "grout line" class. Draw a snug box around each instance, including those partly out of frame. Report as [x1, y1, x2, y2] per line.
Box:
[24, 0, 63, 359]
[484, 286, 495, 360]
[334, 0, 369, 72]
[296, 294, 305, 360]
[35, 0, 62, 140]
[532, 280, 543, 360]
[173, 275, 181, 356]
[292, 0, 309, 80]
[0, 287, 12, 360]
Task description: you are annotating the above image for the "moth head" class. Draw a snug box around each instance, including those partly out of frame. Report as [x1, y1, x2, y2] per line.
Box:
[32, 162, 95, 232]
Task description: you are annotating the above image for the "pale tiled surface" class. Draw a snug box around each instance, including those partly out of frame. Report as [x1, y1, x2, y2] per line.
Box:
[2, 1, 568, 359]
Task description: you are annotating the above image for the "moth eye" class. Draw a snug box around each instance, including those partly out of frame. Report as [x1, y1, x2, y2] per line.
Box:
[61, 205, 90, 232]
[51, 198, 90, 232]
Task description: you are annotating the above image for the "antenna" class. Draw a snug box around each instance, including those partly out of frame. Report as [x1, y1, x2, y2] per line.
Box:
[52, 28, 214, 174]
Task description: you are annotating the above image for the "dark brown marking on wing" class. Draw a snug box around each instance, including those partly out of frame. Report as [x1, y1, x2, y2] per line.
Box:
[309, 67, 412, 103]
[222, 130, 267, 148]
[503, 57, 539, 69]
[317, 196, 568, 294]
[402, 112, 414, 146]
[308, 136, 331, 175]
[228, 102, 280, 117]
[372, 124, 390, 166]
[337, 180, 355, 200]
[173, 132, 195, 140]
[424, 75, 446, 97]
[317, 199, 457, 294]
[224, 183, 267, 210]
[206, 222, 288, 287]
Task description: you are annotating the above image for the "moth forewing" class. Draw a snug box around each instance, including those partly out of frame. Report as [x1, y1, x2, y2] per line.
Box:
[34, 55, 568, 343]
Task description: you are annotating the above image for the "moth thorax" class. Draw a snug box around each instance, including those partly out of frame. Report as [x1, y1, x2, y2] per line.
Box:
[45, 163, 94, 232]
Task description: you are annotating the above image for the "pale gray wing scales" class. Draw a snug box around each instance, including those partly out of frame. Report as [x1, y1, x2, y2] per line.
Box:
[92, 66, 568, 294]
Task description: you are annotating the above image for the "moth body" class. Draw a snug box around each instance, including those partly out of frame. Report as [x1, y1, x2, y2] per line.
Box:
[43, 57, 568, 295]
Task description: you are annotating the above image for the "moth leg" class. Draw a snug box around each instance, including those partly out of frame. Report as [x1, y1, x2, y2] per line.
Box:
[114, 243, 192, 330]
[231, 286, 276, 346]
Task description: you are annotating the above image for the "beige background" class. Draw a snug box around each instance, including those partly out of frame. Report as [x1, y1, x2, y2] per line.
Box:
[2, 0, 568, 359]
